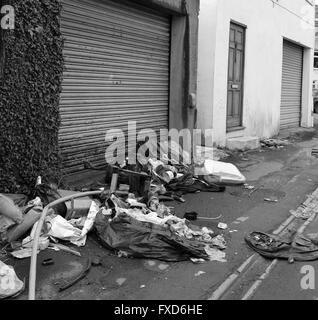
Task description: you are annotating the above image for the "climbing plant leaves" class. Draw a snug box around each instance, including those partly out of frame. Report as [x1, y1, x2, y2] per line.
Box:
[0, 0, 64, 194]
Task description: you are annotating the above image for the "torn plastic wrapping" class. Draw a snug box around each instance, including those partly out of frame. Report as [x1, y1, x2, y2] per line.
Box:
[94, 207, 226, 262]
[46, 200, 100, 247]
[197, 160, 246, 185]
[0, 261, 24, 299]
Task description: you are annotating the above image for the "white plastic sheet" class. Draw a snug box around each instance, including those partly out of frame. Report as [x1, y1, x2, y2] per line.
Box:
[0, 261, 24, 299]
[199, 160, 246, 185]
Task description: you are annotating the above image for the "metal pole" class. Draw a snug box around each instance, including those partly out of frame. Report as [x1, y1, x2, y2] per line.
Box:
[28, 191, 102, 300]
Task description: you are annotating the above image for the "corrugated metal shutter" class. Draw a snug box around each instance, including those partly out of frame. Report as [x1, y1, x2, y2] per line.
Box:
[59, 0, 170, 173]
[280, 40, 303, 130]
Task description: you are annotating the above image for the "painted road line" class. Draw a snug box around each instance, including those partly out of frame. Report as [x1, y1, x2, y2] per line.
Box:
[208, 254, 255, 300]
[297, 212, 316, 234]
[272, 214, 295, 235]
[208, 211, 306, 300]
[240, 212, 318, 300]
[241, 259, 278, 300]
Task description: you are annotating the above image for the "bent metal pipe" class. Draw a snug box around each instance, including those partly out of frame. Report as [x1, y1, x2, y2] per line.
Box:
[28, 191, 103, 300]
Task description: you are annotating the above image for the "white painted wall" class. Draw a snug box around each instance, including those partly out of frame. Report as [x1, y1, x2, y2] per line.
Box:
[197, 0, 315, 147]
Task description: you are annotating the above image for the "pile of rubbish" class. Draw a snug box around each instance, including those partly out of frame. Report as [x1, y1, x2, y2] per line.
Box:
[0, 141, 247, 299]
[94, 193, 227, 262]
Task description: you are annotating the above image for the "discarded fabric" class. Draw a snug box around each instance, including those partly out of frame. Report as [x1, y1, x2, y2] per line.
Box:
[245, 231, 318, 262]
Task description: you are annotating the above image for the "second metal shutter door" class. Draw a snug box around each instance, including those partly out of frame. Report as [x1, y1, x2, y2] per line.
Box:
[59, 0, 170, 173]
[280, 40, 303, 130]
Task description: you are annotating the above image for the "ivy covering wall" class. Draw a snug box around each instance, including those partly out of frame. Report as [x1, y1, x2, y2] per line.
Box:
[0, 0, 64, 194]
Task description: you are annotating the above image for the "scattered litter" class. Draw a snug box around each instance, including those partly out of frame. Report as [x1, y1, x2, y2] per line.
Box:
[11, 247, 38, 259]
[244, 184, 255, 190]
[46, 200, 100, 247]
[217, 223, 228, 230]
[92, 257, 102, 267]
[116, 278, 127, 286]
[210, 235, 227, 250]
[236, 217, 249, 222]
[42, 258, 54, 266]
[233, 216, 249, 224]
[46, 214, 82, 243]
[204, 246, 227, 263]
[194, 271, 206, 277]
[158, 263, 169, 271]
[147, 260, 156, 267]
[11, 226, 49, 259]
[264, 198, 278, 203]
[261, 138, 290, 149]
[48, 243, 81, 257]
[248, 186, 262, 197]
[190, 258, 205, 264]
[117, 251, 129, 258]
[72, 200, 100, 246]
[184, 211, 222, 221]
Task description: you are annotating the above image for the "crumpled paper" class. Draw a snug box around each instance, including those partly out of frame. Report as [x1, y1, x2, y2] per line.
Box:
[11, 221, 50, 259]
[204, 245, 227, 262]
[46, 200, 100, 247]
